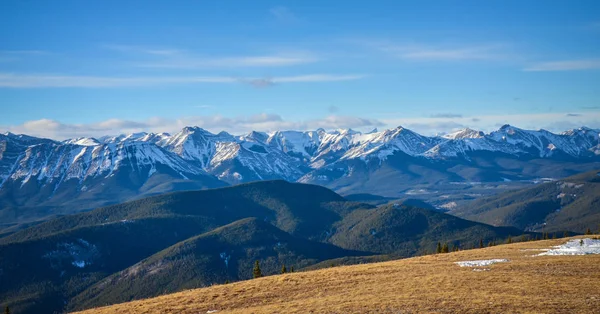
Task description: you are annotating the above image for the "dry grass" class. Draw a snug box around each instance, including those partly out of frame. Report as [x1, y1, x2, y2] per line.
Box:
[76, 237, 600, 314]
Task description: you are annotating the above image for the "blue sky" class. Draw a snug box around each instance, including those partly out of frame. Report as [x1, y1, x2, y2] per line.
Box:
[1, 0, 599, 139]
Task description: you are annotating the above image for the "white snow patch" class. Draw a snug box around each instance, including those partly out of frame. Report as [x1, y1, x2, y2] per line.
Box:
[538, 238, 600, 256]
[439, 201, 458, 210]
[72, 260, 86, 268]
[207, 311, 219, 314]
[219, 252, 231, 267]
[455, 259, 509, 267]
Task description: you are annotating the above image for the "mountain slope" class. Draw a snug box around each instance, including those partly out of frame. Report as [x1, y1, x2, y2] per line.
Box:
[328, 203, 525, 256]
[2, 125, 600, 231]
[72, 237, 600, 314]
[0, 181, 536, 314]
[67, 218, 366, 311]
[451, 169, 600, 233]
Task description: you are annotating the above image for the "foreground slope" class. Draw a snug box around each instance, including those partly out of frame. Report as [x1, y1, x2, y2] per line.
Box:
[68, 218, 365, 311]
[451, 169, 600, 233]
[76, 237, 600, 314]
[0, 181, 531, 314]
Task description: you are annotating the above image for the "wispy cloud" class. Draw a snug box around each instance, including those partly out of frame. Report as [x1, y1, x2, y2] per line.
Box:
[2, 114, 383, 139]
[523, 59, 600, 71]
[103, 44, 317, 68]
[0, 73, 365, 88]
[430, 113, 463, 118]
[4, 112, 599, 140]
[137, 55, 318, 68]
[269, 6, 299, 23]
[381, 112, 600, 135]
[374, 42, 508, 61]
[566, 113, 581, 117]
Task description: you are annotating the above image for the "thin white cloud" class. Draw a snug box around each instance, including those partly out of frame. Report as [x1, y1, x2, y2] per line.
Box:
[2, 114, 384, 140]
[138, 55, 318, 68]
[4, 112, 597, 141]
[524, 59, 600, 71]
[374, 42, 508, 61]
[103, 44, 318, 68]
[0, 73, 365, 88]
[381, 112, 600, 135]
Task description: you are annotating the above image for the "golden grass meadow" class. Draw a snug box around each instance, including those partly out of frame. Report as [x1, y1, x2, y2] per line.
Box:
[75, 237, 600, 314]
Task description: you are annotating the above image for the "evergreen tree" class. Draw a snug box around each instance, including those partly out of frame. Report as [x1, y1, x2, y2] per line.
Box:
[563, 231, 569, 238]
[520, 234, 526, 242]
[290, 266, 294, 272]
[580, 239, 584, 246]
[552, 233, 556, 239]
[436, 242, 442, 254]
[586, 228, 592, 235]
[4, 306, 9, 314]
[442, 243, 449, 253]
[253, 260, 262, 278]
[507, 236, 512, 244]
[224, 279, 230, 284]
[479, 239, 484, 249]
[281, 264, 287, 274]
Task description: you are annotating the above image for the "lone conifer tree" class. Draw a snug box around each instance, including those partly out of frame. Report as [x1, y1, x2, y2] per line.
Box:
[4, 306, 9, 314]
[253, 260, 262, 278]
[586, 228, 592, 235]
[563, 231, 569, 238]
[442, 243, 449, 253]
[290, 266, 294, 272]
[281, 264, 287, 274]
[436, 242, 442, 254]
[507, 236, 512, 244]
[479, 239, 484, 248]
[552, 233, 556, 239]
[580, 239, 584, 246]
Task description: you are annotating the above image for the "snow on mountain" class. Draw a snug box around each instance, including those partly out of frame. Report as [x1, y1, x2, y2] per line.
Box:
[266, 130, 322, 159]
[63, 137, 101, 146]
[442, 128, 485, 140]
[488, 125, 598, 158]
[2, 124, 600, 195]
[6, 141, 206, 190]
[340, 126, 441, 160]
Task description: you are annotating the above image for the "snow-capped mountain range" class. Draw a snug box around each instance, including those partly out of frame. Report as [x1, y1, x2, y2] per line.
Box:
[1, 124, 600, 213]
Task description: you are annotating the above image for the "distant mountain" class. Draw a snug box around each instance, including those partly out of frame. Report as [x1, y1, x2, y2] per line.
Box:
[2, 125, 600, 230]
[0, 181, 529, 314]
[450, 169, 600, 233]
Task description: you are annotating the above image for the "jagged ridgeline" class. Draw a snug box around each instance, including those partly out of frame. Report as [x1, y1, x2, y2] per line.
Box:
[2, 125, 600, 234]
[0, 181, 526, 314]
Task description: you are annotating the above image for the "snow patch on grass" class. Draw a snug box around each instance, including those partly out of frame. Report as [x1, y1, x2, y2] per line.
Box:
[538, 238, 600, 256]
[455, 259, 509, 267]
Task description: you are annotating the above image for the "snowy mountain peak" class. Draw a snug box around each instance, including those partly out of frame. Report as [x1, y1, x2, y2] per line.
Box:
[442, 128, 485, 139]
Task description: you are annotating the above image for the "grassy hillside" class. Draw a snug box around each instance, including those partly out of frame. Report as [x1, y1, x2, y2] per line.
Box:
[67, 218, 366, 311]
[0, 180, 538, 314]
[451, 169, 600, 233]
[74, 237, 600, 314]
